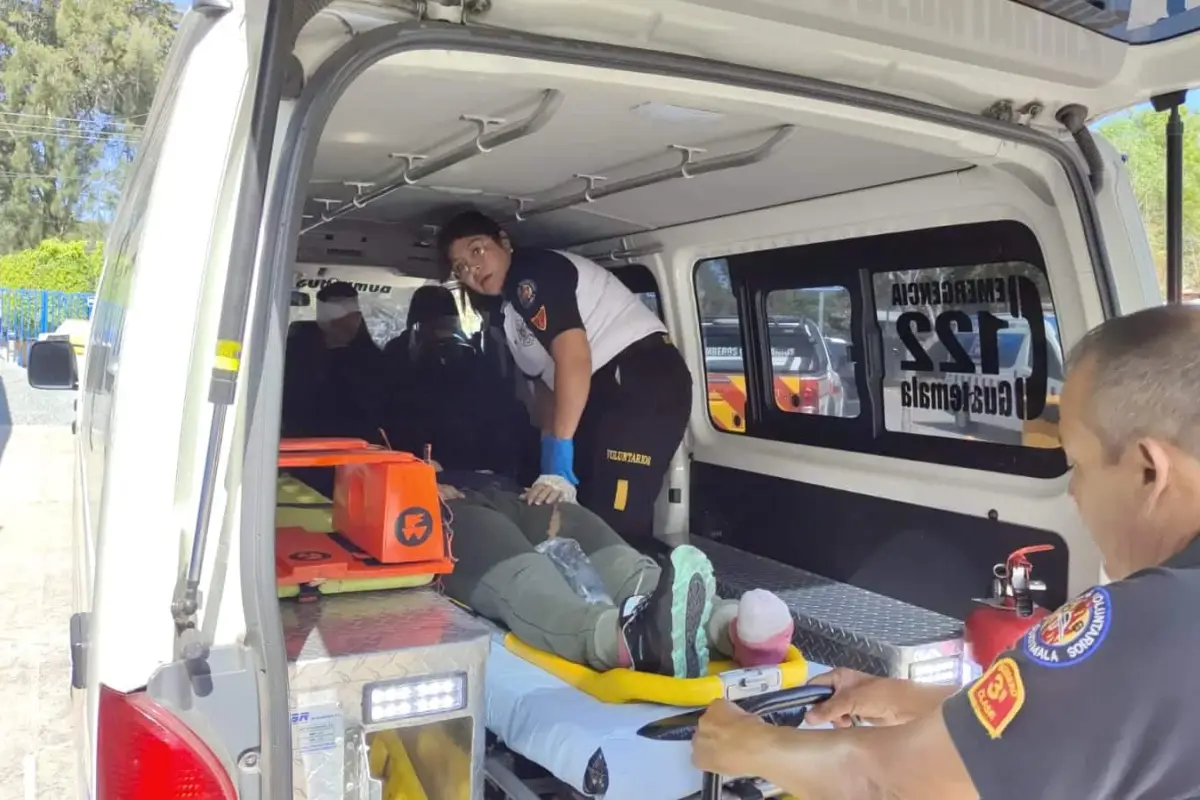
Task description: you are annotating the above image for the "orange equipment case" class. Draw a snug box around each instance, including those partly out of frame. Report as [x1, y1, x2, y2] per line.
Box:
[275, 438, 455, 592]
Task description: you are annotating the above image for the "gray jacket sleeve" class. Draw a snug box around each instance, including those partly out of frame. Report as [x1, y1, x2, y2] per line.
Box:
[942, 570, 1200, 800]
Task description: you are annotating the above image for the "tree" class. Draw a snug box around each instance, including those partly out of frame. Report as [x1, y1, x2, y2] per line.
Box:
[0, 0, 178, 253]
[1097, 107, 1200, 292]
[0, 237, 104, 292]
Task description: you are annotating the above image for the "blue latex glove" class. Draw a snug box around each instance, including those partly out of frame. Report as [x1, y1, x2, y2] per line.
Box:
[541, 435, 579, 485]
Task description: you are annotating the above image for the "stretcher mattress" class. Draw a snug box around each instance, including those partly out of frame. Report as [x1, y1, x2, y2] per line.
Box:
[484, 633, 833, 799]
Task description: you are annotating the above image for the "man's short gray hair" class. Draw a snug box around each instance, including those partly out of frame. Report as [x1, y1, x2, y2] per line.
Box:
[1067, 303, 1200, 461]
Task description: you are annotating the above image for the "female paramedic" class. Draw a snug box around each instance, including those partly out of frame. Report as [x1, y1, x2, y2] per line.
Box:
[438, 209, 692, 546]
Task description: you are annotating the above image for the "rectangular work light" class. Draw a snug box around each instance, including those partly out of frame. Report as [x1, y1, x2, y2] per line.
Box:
[908, 656, 962, 685]
[362, 672, 467, 725]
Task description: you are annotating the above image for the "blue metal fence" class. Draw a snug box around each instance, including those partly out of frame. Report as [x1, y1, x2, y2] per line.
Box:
[0, 288, 95, 366]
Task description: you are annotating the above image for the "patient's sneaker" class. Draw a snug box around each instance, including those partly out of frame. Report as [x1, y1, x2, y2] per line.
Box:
[617, 545, 716, 678]
[729, 589, 795, 667]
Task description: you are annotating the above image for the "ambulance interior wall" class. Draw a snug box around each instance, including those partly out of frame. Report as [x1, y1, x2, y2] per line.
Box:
[691, 465, 1068, 622]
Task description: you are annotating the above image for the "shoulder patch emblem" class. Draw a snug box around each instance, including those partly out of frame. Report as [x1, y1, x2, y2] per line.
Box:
[1022, 586, 1111, 668]
[512, 317, 536, 347]
[516, 279, 537, 309]
[530, 305, 548, 331]
[968, 657, 1025, 739]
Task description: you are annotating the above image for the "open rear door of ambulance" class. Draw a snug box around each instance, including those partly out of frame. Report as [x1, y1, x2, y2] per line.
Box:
[86, 1, 299, 798]
[481, 0, 1200, 299]
[482, 0, 1200, 129]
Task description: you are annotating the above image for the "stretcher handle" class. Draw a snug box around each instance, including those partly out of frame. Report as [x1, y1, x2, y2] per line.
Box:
[636, 683, 834, 741]
[277, 449, 421, 468]
[278, 437, 373, 452]
[699, 684, 833, 800]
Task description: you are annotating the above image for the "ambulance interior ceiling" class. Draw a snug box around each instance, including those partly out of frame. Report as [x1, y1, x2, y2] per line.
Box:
[296, 51, 980, 277]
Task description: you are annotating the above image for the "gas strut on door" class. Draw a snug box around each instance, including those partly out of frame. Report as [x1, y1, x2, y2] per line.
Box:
[1151, 89, 1189, 304]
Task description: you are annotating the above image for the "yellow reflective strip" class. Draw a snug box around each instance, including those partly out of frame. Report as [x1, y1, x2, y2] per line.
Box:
[214, 339, 242, 372]
[613, 479, 628, 512]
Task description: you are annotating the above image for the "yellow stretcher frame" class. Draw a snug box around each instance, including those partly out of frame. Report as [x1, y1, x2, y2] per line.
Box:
[275, 474, 337, 532]
[369, 725, 472, 800]
[503, 633, 809, 707]
[369, 730, 429, 800]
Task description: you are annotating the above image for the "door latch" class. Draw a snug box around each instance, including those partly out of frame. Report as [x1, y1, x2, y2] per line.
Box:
[69, 612, 89, 690]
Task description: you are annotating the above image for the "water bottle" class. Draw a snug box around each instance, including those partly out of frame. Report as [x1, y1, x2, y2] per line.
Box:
[534, 537, 614, 606]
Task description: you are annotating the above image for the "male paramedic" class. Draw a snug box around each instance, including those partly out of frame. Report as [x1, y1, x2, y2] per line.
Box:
[437, 210, 692, 546]
[691, 303, 1200, 799]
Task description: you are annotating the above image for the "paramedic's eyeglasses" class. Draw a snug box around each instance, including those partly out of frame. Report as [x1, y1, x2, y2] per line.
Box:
[450, 240, 489, 279]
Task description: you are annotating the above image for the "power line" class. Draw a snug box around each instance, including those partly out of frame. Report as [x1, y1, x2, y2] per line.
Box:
[0, 110, 146, 129]
[0, 171, 117, 181]
[0, 124, 139, 143]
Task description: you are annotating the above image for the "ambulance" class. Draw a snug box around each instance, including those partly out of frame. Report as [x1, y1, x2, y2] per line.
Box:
[703, 315, 847, 432]
[23, 1, 1198, 798]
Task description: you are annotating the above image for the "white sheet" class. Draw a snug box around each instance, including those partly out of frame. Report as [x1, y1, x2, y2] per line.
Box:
[484, 633, 832, 799]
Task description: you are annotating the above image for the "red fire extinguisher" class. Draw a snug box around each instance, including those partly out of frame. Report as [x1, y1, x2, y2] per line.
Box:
[965, 545, 1054, 669]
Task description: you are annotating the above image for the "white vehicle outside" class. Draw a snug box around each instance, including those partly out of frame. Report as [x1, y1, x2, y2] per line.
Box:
[891, 312, 1067, 442]
[23, 1, 1199, 798]
[950, 315, 1067, 437]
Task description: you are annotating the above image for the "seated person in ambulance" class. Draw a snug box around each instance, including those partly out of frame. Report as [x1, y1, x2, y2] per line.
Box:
[382, 284, 475, 366]
[381, 285, 537, 484]
[387, 294, 796, 679]
[282, 281, 387, 492]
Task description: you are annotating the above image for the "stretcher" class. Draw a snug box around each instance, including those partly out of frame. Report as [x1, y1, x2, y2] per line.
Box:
[481, 631, 836, 799]
[275, 446, 841, 798]
[360, 628, 836, 800]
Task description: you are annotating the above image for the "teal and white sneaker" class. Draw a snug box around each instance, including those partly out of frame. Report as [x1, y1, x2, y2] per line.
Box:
[617, 544, 716, 678]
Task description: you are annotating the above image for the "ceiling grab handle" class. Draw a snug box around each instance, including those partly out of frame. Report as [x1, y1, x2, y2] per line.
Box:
[510, 124, 795, 222]
[576, 243, 664, 266]
[300, 88, 563, 233]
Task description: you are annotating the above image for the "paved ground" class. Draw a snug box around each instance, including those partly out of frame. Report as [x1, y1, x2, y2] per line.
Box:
[0, 359, 78, 800]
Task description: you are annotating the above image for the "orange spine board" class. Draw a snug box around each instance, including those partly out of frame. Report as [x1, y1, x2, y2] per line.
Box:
[276, 438, 450, 569]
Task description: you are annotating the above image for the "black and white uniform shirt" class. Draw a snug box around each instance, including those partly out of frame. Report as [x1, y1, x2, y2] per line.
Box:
[500, 249, 665, 388]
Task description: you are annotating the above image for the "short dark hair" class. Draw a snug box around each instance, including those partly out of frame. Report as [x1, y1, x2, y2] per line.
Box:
[1067, 303, 1200, 459]
[316, 281, 359, 302]
[406, 285, 459, 328]
[435, 209, 505, 279]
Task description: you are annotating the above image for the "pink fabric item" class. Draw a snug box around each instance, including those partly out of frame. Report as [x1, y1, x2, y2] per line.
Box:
[730, 589, 794, 668]
[616, 631, 633, 669]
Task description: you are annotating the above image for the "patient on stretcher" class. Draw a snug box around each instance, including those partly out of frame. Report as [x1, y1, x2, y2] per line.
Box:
[367, 288, 795, 678]
[435, 473, 794, 678]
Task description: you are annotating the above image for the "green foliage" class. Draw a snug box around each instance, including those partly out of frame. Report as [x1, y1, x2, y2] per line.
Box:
[0, 237, 103, 291]
[1097, 107, 1200, 291]
[0, 0, 178, 253]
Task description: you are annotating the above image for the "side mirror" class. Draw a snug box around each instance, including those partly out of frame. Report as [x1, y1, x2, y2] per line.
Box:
[291, 290, 312, 307]
[27, 339, 79, 391]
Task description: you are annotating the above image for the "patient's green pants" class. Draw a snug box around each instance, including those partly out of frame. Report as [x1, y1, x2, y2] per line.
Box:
[439, 487, 661, 669]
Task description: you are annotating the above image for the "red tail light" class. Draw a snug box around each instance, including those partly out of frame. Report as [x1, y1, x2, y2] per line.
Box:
[799, 381, 820, 413]
[98, 684, 236, 800]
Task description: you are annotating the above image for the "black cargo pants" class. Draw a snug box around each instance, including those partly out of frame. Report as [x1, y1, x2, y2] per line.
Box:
[572, 333, 693, 548]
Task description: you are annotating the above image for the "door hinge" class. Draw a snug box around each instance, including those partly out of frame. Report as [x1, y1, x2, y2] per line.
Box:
[982, 100, 1045, 127]
[421, 0, 493, 24]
